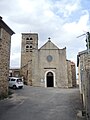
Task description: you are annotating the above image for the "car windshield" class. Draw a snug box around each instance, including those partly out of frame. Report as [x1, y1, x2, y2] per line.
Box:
[17, 79, 22, 82]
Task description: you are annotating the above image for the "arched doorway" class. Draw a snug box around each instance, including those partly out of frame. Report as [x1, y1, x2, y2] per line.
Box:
[47, 72, 54, 87]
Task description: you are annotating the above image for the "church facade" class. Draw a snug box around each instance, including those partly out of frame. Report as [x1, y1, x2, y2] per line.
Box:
[21, 33, 76, 88]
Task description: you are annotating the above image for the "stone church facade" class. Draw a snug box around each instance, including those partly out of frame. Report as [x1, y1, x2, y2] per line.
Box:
[21, 33, 76, 88]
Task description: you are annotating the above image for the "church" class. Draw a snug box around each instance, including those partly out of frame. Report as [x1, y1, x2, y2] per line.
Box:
[21, 33, 76, 88]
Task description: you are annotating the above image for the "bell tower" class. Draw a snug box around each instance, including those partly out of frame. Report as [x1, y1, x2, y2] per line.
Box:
[21, 33, 38, 67]
[21, 33, 38, 85]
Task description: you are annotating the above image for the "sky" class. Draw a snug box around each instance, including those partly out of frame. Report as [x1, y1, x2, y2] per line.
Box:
[0, 0, 90, 70]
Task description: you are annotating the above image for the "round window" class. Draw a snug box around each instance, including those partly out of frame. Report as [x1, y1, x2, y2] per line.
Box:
[47, 55, 53, 62]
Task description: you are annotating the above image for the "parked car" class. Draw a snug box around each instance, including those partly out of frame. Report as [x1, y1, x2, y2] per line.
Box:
[8, 77, 24, 89]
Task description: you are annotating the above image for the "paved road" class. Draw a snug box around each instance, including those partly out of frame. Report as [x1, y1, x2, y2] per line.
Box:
[0, 86, 86, 120]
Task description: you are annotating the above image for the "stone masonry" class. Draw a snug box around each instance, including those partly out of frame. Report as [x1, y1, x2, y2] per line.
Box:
[21, 33, 76, 88]
[77, 50, 90, 119]
[0, 16, 14, 98]
[67, 60, 76, 87]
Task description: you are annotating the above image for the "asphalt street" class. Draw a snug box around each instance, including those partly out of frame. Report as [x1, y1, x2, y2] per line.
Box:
[0, 86, 86, 120]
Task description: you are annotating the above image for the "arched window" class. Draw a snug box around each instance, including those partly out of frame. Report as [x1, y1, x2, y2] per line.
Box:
[26, 38, 29, 40]
[30, 45, 32, 48]
[26, 45, 29, 48]
[30, 38, 33, 40]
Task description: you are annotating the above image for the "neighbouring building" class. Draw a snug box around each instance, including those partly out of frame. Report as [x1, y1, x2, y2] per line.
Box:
[21, 33, 76, 88]
[67, 60, 76, 87]
[0, 16, 14, 98]
[9, 68, 20, 77]
[77, 50, 90, 119]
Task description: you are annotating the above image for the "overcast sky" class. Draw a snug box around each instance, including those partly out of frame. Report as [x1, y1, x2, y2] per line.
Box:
[0, 0, 90, 69]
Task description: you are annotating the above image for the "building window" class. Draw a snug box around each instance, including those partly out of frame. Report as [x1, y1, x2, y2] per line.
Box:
[26, 50, 29, 52]
[26, 38, 29, 40]
[26, 37, 33, 44]
[47, 55, 53, 62]
[26, 45, 29, 48]
[30, 45, 32, 48]
[30, 38, 33, 40]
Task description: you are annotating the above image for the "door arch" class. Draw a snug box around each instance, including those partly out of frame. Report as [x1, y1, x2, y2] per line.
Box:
[47, 72, 53, 87]
[45, 71, 56, 87]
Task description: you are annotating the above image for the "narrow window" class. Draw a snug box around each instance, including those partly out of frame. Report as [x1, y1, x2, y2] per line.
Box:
[26, 38, 29, 40]
[30, 38, 33, 40]
[26, 45, 29, 48]
[30, 45, 32, 48]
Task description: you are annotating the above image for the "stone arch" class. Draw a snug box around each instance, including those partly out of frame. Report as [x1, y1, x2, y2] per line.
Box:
[45, 70, 56, 87]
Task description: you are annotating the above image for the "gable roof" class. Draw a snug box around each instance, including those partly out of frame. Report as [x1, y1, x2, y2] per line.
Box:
[0, 16, 15, 35]
[39, 40, 60, 50]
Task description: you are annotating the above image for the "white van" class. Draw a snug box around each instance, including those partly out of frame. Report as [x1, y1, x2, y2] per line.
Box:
[9, 77, 24, 89]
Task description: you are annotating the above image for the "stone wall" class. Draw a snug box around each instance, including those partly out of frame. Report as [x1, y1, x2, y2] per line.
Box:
[21, 33, 76, 88]
[0, 17, 14, 99]
[9, 68, 20, 77]
[32, 43, 68, 88]
[21, 33, 38, 67]
[78, 51, 90, 119]
[21, 33, 38, 85]
[67, 60, 76, 87]
[0, 28, 11, 98]
[21, 64, 28, 85]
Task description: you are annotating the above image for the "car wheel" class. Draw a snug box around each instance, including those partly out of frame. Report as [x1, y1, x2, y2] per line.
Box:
[13, 85, 17, 89]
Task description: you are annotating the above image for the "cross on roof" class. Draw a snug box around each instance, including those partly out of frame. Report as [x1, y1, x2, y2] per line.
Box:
[48, 37, 51, 41]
